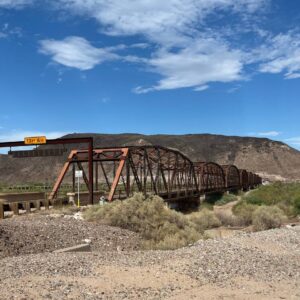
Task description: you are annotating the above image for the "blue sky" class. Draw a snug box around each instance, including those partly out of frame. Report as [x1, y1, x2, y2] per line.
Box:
[0, 0, 300, 149]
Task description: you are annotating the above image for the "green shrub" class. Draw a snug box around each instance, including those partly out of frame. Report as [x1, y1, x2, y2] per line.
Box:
[243, 182, 300, 216]
[83, 193, 202, 250]
[199, 202, 214, 211]
[232, 201, 257, 226]
[187, 208, 221, 231]
[293, 196, 300, 215]
[215, 193, 238, 206]
[252, 206, 286, 231]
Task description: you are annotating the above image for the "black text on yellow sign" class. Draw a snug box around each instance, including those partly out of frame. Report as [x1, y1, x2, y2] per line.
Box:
[24, 136, 47, 145]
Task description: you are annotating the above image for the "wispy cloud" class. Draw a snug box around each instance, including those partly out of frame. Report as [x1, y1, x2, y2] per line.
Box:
[39, 36, 119, 70]
[56, 0, 268, 45]
[285, 137, 300, 146]
[194, 85, 209, 92]
[257, 131, 282, 137]
[227, 85, 241, 93]
[257, 31, 300, 79]
[143, 39, 243, 92]
[32, 0, 300, 93]
[0, 0, 33, 8]
[50, 0, 269, 92]
[247, 131, 282, 138]
[0, 23, 23, 39]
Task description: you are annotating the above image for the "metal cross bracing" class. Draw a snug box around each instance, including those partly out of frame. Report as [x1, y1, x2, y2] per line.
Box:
[49, 146, 200, 203]
[222, 165, 241, 191]
[240, 169, 249, 191]
[194, 162, 225, 194]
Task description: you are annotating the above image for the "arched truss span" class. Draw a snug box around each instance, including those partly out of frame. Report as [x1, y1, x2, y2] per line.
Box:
[240, 169, 249, 190]
[222, 165, 240, 191]
[50, 146, 199, 202]
[194, 162, 225, 193]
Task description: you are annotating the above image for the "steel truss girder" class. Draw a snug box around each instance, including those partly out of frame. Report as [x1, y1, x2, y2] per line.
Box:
[51, 146, 200, 202]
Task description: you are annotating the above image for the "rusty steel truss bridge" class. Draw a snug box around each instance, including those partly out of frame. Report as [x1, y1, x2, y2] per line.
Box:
[49, 145, 262, 205]
[0, 137, 262, 209]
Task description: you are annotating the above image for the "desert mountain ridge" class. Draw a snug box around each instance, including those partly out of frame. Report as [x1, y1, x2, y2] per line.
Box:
[0, 133, 299, 184]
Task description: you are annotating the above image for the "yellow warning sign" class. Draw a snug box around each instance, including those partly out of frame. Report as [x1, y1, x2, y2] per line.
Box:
[24, 136, 47, 145]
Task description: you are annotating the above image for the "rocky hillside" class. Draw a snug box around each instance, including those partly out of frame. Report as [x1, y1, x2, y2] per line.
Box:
[0, 133, 300, 184]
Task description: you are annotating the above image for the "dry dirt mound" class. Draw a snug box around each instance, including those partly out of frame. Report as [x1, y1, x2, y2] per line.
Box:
[0, 214, 141, 258]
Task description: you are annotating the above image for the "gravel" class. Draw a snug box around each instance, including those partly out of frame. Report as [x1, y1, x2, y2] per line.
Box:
[0, 214, 141, 258]
[0, 214, 299, 299]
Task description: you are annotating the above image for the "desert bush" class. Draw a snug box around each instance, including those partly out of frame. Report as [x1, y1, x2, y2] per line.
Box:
[252, 206, 286, 231]
[276, 201, 296, 217]
[232, 201, 258, 226]
[187, 208, 221, 231]
[83, 193, 202, 250]
[214, 210, 241, 227]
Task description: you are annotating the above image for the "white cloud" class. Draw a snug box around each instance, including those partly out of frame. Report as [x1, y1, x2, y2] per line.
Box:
[134, 38, 243, 92]
[227, 85, 241, 93]
[194, 85, 209, 92]
[0, 0, 32, 8]
[39, 36, 118, 70]
[36, 0, 300, 93]
[258, 32, 300, 79]
[257, 131, 281, 137]
[52, 0, 268, 91]
[132, 86, 155, 94]
[57, 0, 268, 45]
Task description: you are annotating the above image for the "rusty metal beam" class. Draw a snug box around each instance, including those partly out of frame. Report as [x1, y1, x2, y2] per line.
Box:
[108, 148, 129, 201]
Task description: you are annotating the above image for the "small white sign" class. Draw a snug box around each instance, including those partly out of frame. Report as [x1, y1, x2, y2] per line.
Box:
[75, 170, 83, 178]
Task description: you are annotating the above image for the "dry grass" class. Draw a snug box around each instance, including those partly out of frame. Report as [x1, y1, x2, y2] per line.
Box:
[84, 193, 203, 250]
[214, 210, 241, 227]
[252, 206, 286, 231]
[188, 208, 221, 231]
[232, 201, 257, 226]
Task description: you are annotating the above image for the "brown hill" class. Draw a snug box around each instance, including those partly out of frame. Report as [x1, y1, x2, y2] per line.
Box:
[0, 133, 299, 184]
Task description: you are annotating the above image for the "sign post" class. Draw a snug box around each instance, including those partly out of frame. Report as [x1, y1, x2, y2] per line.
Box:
[75, 170, 83, 207]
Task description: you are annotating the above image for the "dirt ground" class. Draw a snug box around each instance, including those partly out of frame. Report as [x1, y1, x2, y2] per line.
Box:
[0, 211, 299, 299]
